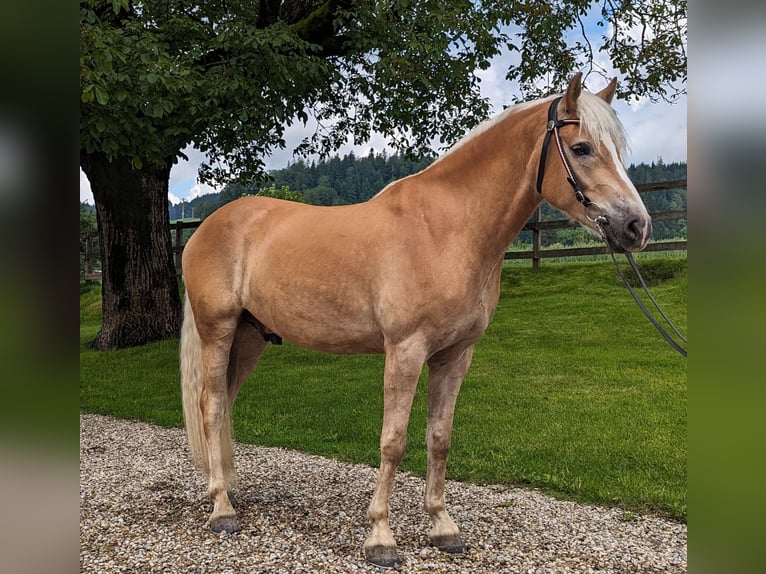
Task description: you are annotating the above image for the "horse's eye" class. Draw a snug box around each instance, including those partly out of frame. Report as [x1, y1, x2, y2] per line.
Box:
[571, 142, 592, 157]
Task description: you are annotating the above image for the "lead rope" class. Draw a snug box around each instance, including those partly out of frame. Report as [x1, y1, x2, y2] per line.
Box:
[597, 223, 688, 357]
[623, 252, 688, 345]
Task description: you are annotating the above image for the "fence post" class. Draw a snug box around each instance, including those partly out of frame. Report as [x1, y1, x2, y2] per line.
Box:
[85, 232, 95, 277]
[174, 222, 183, 276]
[531, 205, 541, 269]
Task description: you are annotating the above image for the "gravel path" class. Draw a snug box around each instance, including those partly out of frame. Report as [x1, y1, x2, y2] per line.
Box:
[80, 414, 686, 573]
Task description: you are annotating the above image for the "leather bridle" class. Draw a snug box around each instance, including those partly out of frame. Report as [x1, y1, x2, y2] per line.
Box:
[535, 96, 606, 224]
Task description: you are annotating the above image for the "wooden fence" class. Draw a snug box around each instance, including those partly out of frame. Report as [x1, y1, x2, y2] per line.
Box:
[506, 179, 687, 268]
[80, 180, 686, 280]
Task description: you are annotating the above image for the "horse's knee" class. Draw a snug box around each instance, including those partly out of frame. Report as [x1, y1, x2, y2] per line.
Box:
[427, 428, 452, 457]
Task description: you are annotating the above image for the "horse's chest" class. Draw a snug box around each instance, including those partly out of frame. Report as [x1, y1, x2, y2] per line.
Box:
[425, 287, 499, 349]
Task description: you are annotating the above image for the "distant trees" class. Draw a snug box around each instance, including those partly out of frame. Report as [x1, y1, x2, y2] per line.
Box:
[193, 201, 218, 221]
[271, 152, 432, 206]
[184, 152, 432, 216]
[80, 202, 97, 235]
[253, 185, 306, 203]
[628, 160, 687, 240]
[80, 203, 98, 277]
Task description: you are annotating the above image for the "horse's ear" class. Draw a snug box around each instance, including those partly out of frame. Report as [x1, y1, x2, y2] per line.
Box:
[596, 77, 618, 104]
[563, 72, 583, 114]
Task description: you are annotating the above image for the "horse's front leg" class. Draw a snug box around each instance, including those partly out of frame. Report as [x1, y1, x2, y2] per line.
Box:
[364, 341, 426, 568]
[424, 344, 474, 553]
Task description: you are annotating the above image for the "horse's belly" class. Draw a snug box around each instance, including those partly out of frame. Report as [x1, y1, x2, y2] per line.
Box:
[284, 327, 384, 355]
[247, 289, 384, 355]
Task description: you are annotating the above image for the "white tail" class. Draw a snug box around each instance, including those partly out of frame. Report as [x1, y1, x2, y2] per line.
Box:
[180, 293, 234, 481]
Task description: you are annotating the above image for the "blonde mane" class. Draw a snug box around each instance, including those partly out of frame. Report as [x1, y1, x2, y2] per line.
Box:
[576, 90, 629, 158]
[432, 96, 556, 164]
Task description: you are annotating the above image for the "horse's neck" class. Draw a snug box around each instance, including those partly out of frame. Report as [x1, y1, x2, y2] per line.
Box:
[411, 121, 543, 266]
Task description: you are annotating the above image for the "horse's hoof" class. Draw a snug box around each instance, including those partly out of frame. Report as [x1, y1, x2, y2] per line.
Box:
[209, 515, 241, 534]
[431, 534, 466, 554]
[364, 545, 401, 569]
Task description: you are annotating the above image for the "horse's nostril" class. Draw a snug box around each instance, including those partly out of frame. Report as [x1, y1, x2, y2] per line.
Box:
[626, 218, 642, 241]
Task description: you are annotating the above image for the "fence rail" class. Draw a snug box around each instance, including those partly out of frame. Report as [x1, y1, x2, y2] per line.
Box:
[80, 180, 686, 280]
[506, 179, 687, 268]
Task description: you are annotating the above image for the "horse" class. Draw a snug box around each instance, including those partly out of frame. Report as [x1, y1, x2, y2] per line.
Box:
[179, 72, 651, 568]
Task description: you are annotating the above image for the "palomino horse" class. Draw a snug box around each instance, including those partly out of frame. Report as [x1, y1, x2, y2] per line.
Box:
[180, 73, 651, 567]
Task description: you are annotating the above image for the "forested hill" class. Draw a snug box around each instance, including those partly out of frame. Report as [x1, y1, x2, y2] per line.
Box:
[169, 152, 686, 223]
[270, 151, 435, 206]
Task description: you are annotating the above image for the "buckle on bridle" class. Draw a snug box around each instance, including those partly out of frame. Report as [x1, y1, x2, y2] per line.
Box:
[584, 201, 607, 224]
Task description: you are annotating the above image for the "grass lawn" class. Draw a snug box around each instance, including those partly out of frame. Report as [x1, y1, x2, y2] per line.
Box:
[80, 256, 686, 520]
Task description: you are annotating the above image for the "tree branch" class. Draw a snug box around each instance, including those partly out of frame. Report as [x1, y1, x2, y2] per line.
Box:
[257, 0, 283, 28]
[288, 0, 353, 56]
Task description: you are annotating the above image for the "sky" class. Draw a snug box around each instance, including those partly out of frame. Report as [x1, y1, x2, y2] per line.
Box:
[79, 37, 687, 206]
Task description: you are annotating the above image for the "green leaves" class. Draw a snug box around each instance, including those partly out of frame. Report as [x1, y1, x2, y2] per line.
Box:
[94, 86, 109, 105]
[110, 0, 128, 15]
[80, 0, 686, 182]
[499, 0, 686, 103]
[256, 184, 307, 203]
[600, 0, 687, 103]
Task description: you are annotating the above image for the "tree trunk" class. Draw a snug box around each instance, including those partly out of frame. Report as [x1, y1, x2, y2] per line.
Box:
[81, 152, 181, 349]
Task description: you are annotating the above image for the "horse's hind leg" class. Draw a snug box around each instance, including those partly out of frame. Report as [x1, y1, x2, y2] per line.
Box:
[424, 344, 474, 553]
[227, 320, 269, 408]
[223, 321, 269, 508]
[197, 319, 242, 534]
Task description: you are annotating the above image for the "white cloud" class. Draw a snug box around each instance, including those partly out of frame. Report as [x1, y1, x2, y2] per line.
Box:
[167, 178, 220, 203]
[169, 146, 209, 190]
[263, 120, 315, 169]
[167, 145, 224, 201]
[614, 96, 687, 165]
[476, 46, 521, 108]
[80, 169, 94, 204]
[187, 182, 217, 200]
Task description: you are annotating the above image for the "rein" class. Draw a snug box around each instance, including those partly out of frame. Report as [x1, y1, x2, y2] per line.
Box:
[536, 97, 687, 357]
[604, 249, 687, 357]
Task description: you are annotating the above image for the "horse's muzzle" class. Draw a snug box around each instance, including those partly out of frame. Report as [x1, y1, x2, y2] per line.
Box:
[602, 215, 652, 253]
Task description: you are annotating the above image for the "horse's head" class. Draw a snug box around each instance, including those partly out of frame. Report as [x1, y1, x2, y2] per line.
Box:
[536, 73, 651, 253]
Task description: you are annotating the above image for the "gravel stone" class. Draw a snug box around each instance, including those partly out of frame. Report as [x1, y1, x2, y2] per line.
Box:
[80, 414, 686, 573]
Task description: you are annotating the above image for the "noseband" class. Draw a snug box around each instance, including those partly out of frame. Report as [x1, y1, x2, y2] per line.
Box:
[534, 96, 687, 358]
[535, 97, 605, 224]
